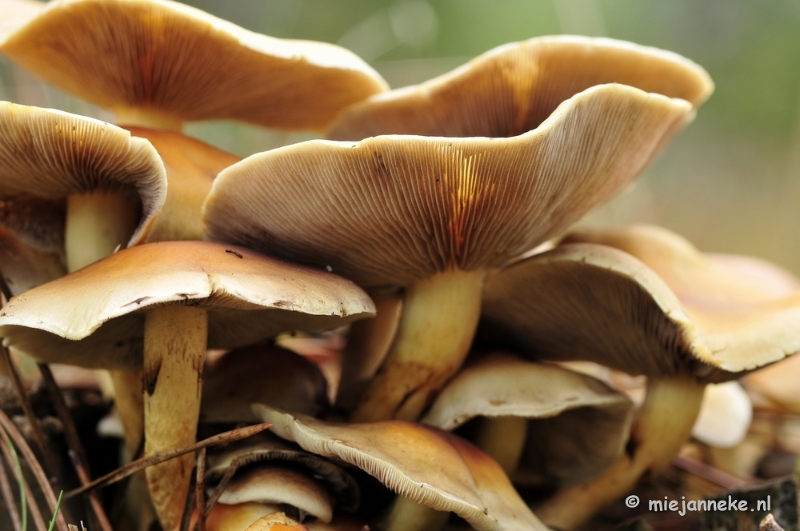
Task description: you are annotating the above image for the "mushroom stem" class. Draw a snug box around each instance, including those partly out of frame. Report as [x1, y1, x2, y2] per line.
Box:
[380, 495, 450, 531]
[109, 369, 144, 456]
[351, 269, 485, 422]
[143, 304, 208, 531]
[116, 108, 184, 133]
[535, 375, 705, 530]
[473, 416, 528, 476]
[65, 191, 139, 272]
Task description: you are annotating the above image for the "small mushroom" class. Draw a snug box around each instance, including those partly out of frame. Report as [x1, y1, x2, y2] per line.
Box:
[1, 0, 387, 132]
[253, 405, 548, 531]
[327, 35, 712, 140]
[201, 344, 330, 423]
[479, 224, 800, 529]
[421, 352, 634, 485]
[204, 83, 693, 421]
[0, 241, 375, 530]
[692, 382, 752, 449]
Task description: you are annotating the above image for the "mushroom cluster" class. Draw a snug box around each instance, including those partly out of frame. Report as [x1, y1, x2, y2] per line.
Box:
[1, 2, 799, 531]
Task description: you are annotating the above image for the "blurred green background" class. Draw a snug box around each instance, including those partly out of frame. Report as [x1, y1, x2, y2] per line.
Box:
[2, 0, 800, 273]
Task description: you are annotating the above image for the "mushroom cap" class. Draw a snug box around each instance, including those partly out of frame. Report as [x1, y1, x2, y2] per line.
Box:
[201, 344, 330, 423]
[206, 431, 359, 514]
[0, 227, 65, 295]
[244, 513, 309, 531]
[0, 101, 167, 249]
[0, 241, 376, 370]
[253, 405, 548, 531]
[122, 127, 239, 243]
[328, 35, 712, 140]
[691, 382, 752, 448]
[204, 84, 692, 287]
[1, 0, 388, 131]
[481, 225, 800, 381]
[217, 466, 333, 523]
[421, 353, 633, 485]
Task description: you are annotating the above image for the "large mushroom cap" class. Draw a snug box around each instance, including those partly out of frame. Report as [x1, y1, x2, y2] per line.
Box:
[481, 225, 800, 381]
[328, 35, 712, 140]
[0, 241, 376, 370]
[254, 405, 547, 531]
[0, 101, 167, 249]
[205, 84, 692, 287]
[422, 353, 634, 485]
[1, 0, 388, 131]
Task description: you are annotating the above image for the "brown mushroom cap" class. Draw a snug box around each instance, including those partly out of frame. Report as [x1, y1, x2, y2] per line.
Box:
[0, 241, 376, 370]
[253, 405, 547, 531]
[206, 431, 359, 514]
[422, 353, 633, 485]
[1, 0, 388, 131]
[201, 344, 330, 423]
[481, 225, 800, 382]
[204, 84, 692, 287]
[0, 101, 166, 249]
[122, 126, 239, 243]
[328, 35, 712, 140]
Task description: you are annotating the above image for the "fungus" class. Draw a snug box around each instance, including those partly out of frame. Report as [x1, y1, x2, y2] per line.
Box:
[204, 83, 693, 421]
[479, 224, 800, 529]
[421, 352, 633, 484]
[1, 0, 388, 132]
[328, 35, 712, 140]
[0, 241, 375, 530]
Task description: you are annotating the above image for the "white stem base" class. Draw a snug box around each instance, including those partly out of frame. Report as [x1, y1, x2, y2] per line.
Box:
[144, 305, 208, 531]
[351, 269, 485, 422]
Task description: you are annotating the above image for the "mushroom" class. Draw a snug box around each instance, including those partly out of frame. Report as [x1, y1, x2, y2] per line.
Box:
[692, 382, 752, 449]
[253, 405, 547, 531]
[327, 35, 712, 140]
[201, 344, 330, 423]
[204, 83, 693, 421]
[244, 514, 309, 531]
[0, 241, 375, 530]
[0, 0, 388, 132]
[479, 224, 800, 529]
[0, 101, 166, 273]
[201, 431, 360, 530]
[421, 352, 634, 484]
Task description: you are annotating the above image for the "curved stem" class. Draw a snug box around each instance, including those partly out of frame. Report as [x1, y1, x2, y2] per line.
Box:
[535, 375, 705, 530]
[351, 269, 485, 422]
[473, 416, 528, 476]
[144, 305, 208, 531]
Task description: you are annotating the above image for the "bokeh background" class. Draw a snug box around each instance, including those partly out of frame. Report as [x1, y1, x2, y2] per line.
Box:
[2, 0, 800, 272]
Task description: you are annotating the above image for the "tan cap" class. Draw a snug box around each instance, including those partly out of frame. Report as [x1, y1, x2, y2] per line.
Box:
[205, 84, 692, 287]
[422, 353, 633, 485]
[1, 0, 388, 131]
[254, 405, 548, 531]
[0, 241, 375, 369]
[0, 101, 166, 251]
[328, 35, 712, 140]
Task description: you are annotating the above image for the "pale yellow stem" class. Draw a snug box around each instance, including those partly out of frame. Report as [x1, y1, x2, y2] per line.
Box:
[109, 370, 144, 456]
[473, 416, 528, 476]
[144, 305, 208, 531]
[65, 191, 138, 272]
[380, 495, 450, 531]
[351, 269, 485, 422]
[116, 107, 183, 133]
[535, 376, 705, 530]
